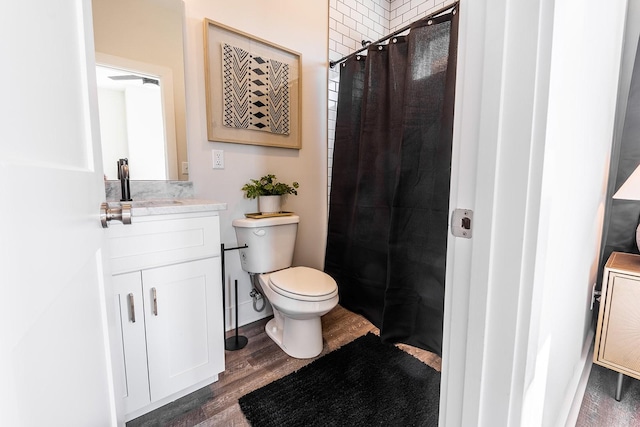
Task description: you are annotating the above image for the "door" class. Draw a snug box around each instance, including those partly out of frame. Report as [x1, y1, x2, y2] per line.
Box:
[143, 258, 222, 401]
[0, 1, 118, 425]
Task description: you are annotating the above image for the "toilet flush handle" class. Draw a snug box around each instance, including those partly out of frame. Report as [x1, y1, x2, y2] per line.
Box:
[253, 229, 266, 237]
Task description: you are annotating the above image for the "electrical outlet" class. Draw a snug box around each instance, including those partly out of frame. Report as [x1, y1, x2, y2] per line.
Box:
[181, 161, 189, 175]
[212, 150, 224, 169]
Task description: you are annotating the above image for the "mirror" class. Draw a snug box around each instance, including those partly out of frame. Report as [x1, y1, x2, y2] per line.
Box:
[95, 57, 179, 180]
[92, 0, 188, 180]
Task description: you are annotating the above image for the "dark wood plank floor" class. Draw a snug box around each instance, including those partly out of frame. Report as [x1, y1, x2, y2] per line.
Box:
[127, 304, 441, 427]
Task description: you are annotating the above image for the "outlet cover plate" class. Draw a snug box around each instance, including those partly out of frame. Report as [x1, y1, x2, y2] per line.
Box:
[212, 150, 224, 169]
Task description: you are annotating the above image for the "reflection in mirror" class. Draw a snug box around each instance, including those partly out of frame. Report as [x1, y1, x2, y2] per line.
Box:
[96, 61, 174, 180]
[92, 0, 187, 181]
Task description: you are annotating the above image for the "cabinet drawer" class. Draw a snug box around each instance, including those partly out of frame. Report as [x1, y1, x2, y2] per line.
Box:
[595, 272, 640, 378]
[594, 252, 640, 382]
[107, 214, 220, 274]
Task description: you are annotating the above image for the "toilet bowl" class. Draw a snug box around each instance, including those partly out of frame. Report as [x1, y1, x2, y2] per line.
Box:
[232, 215, 338, 358]
[259, 266, 338, 358]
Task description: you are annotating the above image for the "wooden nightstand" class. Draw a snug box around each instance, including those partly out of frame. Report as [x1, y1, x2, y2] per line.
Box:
[594, 251, 640, 401]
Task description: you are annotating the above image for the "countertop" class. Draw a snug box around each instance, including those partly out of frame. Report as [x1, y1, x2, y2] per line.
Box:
[107, 198, 227, 217]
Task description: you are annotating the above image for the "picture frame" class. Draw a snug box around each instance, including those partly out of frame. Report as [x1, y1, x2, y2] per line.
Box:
[203, 19, 302, 149]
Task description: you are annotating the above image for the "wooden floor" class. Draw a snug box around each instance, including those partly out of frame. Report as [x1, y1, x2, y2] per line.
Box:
[127, 304, 441, 427]
[576, 364, 640, 426]
[127, 302, 640, 427]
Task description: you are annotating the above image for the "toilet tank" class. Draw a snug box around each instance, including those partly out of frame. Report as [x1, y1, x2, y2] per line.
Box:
[232, 214, 299, 274]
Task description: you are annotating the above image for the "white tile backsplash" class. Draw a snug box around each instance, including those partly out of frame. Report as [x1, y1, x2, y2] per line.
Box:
[105, 180, 195, 201]
[328, 0, 451, 199]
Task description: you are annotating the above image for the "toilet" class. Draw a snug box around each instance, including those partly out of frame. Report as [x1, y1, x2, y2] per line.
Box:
[232, 214, 338, 358]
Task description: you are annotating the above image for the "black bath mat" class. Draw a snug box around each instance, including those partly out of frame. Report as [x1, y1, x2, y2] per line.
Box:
[238, 333, 440, 426]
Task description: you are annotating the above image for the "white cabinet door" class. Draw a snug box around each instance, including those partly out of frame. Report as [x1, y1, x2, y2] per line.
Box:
[143, 258, 223, 401]
[113, 271, 151, 414]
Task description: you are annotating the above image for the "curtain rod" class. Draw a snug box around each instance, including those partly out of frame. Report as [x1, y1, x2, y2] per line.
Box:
[329, 2, 458, 68]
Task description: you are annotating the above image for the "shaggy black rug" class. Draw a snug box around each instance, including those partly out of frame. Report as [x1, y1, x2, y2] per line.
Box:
[238, 333, 440, 426]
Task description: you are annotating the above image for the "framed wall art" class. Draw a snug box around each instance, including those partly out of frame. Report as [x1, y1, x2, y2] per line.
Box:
[204, 19, 302, 149]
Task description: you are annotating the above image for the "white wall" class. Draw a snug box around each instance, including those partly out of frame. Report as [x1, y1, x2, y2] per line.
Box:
[125, 85, 167, 180]
[97, 88, 129, 179]
[183, 0, 329, 328]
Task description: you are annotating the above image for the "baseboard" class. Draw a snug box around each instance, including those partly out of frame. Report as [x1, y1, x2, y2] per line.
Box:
[563, 328, 594, 427]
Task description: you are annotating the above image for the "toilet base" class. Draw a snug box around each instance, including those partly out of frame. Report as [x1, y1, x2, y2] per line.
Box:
[265, 313, 323, 359]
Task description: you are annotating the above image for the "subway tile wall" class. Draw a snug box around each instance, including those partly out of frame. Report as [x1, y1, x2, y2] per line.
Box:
[327, 0, 457, 203]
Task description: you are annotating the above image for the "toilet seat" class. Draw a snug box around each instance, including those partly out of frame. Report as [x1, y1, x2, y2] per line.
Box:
[268, 266, 338, 302]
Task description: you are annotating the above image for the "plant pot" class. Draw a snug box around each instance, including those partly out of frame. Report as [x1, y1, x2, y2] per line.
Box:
[258, 195, 282, 214]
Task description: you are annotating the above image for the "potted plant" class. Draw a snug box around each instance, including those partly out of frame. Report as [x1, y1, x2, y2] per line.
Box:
[241, 174, 299, 213]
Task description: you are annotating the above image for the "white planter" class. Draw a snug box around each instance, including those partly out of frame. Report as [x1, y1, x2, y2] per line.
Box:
[258, 195, 282, 214]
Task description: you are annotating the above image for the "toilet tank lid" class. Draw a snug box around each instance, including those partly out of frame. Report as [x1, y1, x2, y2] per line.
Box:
[232, 214, 299, 228]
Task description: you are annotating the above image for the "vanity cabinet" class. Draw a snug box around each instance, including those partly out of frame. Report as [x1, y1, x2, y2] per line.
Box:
[107, 210, 224, 419]
[594, 252, 640, 397]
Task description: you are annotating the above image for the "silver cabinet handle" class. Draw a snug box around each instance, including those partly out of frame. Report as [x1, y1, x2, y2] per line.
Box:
[128, 293, 136, 323]
[100, 202, 132, 228]
[152, 287, 158, 316]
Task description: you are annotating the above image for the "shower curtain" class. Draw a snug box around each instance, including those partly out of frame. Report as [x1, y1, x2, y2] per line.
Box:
[325, 8, 458, 356]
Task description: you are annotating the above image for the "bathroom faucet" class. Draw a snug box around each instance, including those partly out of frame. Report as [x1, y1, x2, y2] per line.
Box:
[117, 158, 132, 201]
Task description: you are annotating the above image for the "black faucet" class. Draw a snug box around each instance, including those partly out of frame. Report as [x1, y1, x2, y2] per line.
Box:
[117, 158, 132, 201]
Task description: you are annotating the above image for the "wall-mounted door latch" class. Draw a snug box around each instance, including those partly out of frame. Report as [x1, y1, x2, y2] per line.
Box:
[590, 283, 601, 310]
[451, 208, 473, 238]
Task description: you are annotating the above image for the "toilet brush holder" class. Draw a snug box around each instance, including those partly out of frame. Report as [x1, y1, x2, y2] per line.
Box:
[221, 243, 248, 351]
[225, 279, 248, 350]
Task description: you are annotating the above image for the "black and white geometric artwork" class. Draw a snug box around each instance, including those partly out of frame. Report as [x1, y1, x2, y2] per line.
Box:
[222, 43, 290, 135]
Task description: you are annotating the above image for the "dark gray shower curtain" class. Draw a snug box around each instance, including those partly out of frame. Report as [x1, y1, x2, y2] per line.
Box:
[325, 9, 458, 356]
